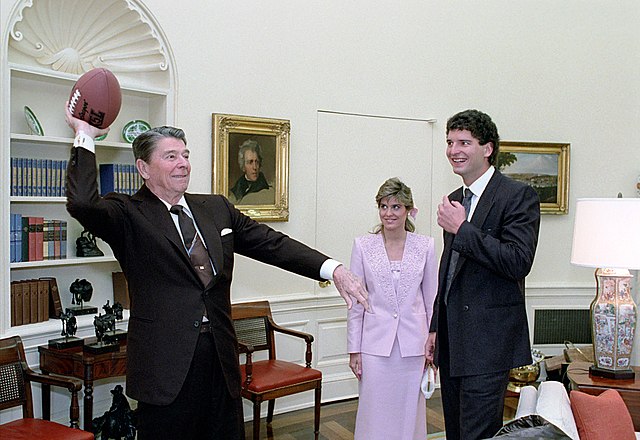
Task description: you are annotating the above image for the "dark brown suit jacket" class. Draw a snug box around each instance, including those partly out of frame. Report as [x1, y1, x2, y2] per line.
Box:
[67, 147, 329, 405]
[429, 170, 541, 376]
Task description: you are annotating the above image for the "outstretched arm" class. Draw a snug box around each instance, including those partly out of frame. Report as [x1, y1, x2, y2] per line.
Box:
[333, 264, 369, 311]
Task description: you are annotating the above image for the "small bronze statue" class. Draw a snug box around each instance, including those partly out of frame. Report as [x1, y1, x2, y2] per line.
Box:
[48, 308, 83, 349]
[85, 299, 126, 353]
[103, 300, 127, 341]
[92, 384, 136, 440]
[76, 229, 104, 257]
[68, 278, 98, 315]
[60, 309, 78, 338]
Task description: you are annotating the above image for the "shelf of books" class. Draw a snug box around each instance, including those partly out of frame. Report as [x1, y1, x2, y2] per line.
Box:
[2, 1, 176, 339]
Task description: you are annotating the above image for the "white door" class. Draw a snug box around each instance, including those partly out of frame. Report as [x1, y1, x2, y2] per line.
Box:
[316, 111, 435, 275]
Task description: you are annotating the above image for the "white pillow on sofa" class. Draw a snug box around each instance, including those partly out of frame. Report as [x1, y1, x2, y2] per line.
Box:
[534, 381, 580, 440]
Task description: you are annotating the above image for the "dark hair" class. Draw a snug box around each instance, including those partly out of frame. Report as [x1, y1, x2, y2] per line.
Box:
[446, 109, 500, 165]
[132, 126, 187, 163]
[372, 177, 415, 233]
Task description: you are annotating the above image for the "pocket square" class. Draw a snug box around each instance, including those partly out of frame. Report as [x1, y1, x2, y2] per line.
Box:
[221, 228, 233, 236]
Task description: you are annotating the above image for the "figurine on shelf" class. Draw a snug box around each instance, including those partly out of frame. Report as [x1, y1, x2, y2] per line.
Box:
[76, 229, 104, 257]
[68, 278, 98, 316]
[48, 308, 83, 349]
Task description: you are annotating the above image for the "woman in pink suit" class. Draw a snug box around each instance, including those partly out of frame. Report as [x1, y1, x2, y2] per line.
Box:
[348, 177, 438, 440]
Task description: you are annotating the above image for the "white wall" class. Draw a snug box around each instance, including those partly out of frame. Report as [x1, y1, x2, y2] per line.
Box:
[2, 0, 639, 423]
[143, 0, 639, 292]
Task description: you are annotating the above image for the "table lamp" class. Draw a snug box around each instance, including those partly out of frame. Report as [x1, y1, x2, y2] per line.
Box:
[570, 198, 640, 379]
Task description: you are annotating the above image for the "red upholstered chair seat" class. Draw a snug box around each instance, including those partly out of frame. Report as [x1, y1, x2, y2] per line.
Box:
[240, 360, 322, 393]
[0, 419, 94, 440]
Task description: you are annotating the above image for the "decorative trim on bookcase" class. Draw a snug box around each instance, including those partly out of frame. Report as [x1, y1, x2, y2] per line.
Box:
[9, 0, 170, 75]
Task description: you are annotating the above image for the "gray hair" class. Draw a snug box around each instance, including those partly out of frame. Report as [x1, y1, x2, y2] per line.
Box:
[237, 140, 263, 170]
[132, 126, 187, 163]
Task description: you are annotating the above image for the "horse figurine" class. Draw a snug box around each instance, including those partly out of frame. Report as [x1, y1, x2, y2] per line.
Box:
[94, 313, 116, 343]
[92, 385, 136, 440]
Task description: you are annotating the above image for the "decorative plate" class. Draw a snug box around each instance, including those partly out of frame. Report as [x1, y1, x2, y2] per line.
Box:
[122, 120, 151, 143]
[24, 106, 44, 136]
[96, 133, 108, 141]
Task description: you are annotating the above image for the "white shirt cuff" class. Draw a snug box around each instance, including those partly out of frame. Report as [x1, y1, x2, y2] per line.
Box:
[320, 259, 342, 280]
[73, 131, 95, 153]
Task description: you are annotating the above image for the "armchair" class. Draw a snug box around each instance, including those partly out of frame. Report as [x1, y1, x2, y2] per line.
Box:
[0, 335, 93, 440]
[232, 300, 322, 440]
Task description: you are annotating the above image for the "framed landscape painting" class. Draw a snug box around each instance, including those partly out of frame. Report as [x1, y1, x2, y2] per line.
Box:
[497, 141, 570, 214]
[212, 113, 290, 221]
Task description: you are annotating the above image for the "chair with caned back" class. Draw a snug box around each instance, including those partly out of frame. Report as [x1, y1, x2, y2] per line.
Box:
[0, 335, 93, 440]
[232, 300, 322, 440]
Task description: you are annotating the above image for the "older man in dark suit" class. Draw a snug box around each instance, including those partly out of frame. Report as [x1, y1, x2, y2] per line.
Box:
[64, 108, 368, 440]
[426, 109, 540, 440]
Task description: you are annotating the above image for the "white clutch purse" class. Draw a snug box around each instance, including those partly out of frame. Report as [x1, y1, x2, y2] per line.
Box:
[421, 365, 436, 399]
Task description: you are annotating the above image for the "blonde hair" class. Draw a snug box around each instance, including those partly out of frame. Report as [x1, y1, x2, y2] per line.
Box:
[372, 177, 415, 234]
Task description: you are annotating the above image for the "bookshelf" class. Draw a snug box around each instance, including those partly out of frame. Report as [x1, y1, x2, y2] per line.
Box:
[1, 0, 177, 339]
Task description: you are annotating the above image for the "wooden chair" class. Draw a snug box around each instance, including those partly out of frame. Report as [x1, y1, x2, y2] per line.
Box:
[0, 335, 93, 440]
[232, 300, 322, 440]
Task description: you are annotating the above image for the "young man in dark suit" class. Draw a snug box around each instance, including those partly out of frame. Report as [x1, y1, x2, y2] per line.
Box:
[425, 109, 540, 440]
[64, 108, 368, 440]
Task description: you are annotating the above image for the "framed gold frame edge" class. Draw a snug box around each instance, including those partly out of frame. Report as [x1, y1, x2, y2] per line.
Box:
[212, 113, 290, 222]
[499, 141, 570, 215]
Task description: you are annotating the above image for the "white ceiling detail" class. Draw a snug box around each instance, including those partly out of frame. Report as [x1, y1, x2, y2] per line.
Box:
[9, 0, 169, 75]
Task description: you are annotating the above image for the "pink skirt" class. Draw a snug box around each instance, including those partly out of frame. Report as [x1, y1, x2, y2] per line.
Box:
[354, 338, 427, 440]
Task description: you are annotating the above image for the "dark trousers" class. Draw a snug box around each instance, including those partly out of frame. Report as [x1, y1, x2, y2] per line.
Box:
[438, 306, 510, 440]
[136, 332, 245, 440]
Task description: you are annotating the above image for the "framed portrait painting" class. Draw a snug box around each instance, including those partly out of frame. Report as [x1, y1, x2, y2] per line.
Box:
[212, 113, 290, 221]
[497, 141, 570, 214]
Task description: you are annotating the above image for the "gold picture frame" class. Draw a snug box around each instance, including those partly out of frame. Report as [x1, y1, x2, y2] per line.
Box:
[212, 113, 290, 221]
[497, 141, 570, 215]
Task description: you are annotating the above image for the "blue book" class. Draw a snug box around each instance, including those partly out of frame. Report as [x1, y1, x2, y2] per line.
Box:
[60, 160, 68, 196]
[35, 159, 43, 197]
[17, 158, 23, 196]
[11, 158, 17, 196]
[100, 163, 116, 195]
[45, 159, 52, 197]
[15, 214, 22, 262]
[10, 214, 15, 263]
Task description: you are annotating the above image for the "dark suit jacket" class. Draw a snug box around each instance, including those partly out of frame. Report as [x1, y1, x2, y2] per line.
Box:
[66, 147, 329, 405]
[429, 170, 540, 377]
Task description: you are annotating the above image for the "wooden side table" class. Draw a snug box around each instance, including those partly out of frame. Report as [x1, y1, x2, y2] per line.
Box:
[567, 361, 640, 430]
[39, 338, 127, 431]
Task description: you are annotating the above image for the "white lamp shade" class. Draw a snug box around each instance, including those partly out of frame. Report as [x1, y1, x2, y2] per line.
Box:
[570, 198, 640, 270]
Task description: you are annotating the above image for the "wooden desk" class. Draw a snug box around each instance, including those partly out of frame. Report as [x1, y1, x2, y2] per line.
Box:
[567, 361, 640, 430]
[39, 338, 127, 431]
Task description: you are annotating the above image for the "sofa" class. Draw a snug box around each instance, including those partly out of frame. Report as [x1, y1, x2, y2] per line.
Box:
[492, 381, 637, 439]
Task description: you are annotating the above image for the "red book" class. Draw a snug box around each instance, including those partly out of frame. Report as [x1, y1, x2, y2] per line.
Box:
[53, 220, 61, 259]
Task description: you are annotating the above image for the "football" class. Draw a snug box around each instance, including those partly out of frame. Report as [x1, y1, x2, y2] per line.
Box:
[68, 68, 122, 129]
